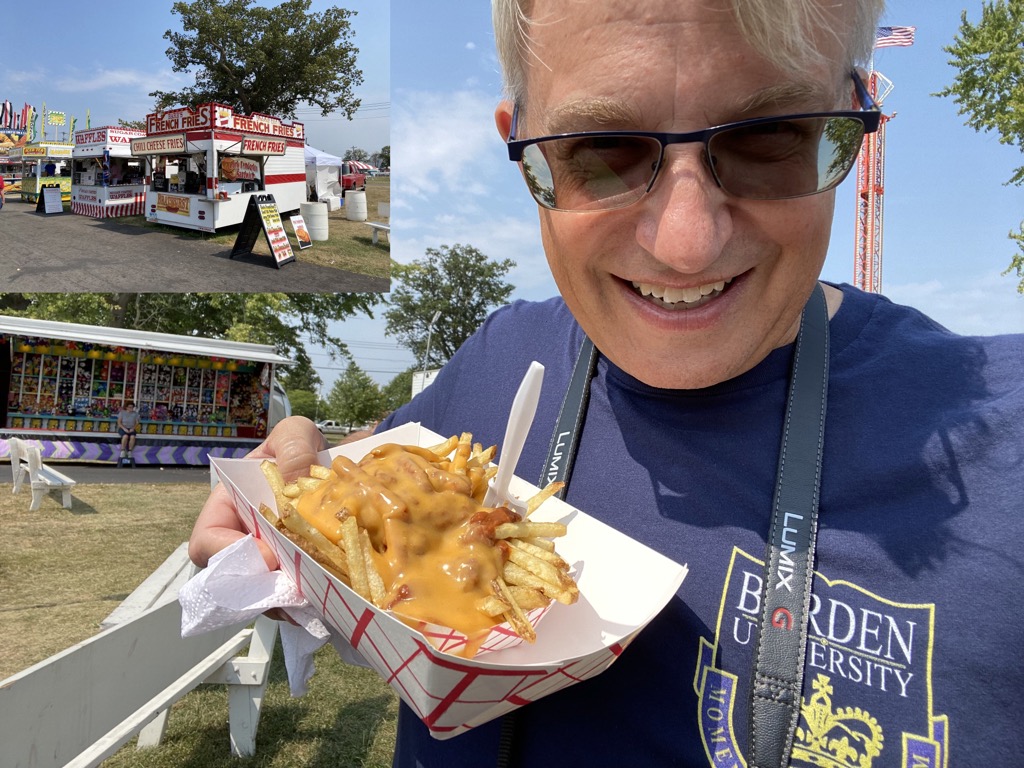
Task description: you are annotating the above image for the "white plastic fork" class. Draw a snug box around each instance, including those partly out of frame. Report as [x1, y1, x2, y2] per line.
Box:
[482, 361, 545, 514]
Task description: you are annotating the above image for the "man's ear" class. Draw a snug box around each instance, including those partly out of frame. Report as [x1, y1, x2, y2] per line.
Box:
[495, 100, 515, 142]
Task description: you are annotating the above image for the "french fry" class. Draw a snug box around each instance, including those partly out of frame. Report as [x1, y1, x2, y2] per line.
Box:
[508, 585, 551, 612]
[280, 506, 349, 577]
[510, 538, 568, 569]
[492, 577, 536, 643]
[476, 593, 512, 617]
[504, 561, 577, 605]
[308, 464, 333, 480]
[359, 528, 387, 606]
[427, 435, 458, 459]
[295, 476, 325, 493]
[340, 514, 370, 600]
[260, 460, 293, 517]
[494, 520, 568, 540]
[526, 481, 565, 516]
[258, 501, 279, 525]
[507, 544, 571, 589]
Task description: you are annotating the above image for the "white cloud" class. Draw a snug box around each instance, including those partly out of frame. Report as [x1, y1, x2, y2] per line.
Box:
[466, 42, 477, 50]
[392, 88, 500, 200]
[887, 270, 1024, 337]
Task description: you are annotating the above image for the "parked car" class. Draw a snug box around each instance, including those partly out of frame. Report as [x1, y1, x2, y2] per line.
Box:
[340, 162, 367, 191]
[315, 419, 347, 434]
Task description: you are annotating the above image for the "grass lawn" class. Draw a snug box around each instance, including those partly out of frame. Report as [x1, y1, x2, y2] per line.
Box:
[0, 477, 399, 767]
[117, 176, 391, 277]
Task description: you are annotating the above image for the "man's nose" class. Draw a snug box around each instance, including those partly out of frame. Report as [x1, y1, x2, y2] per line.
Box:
[633, 146, 733, 273]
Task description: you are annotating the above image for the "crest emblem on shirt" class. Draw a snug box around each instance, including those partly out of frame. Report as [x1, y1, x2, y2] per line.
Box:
[694, 548, 948, 768]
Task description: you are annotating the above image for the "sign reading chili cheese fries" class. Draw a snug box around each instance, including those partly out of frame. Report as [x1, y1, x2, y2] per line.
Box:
[211, 422, 689, 739]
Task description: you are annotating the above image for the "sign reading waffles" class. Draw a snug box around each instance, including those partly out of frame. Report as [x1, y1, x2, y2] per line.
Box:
[74, 127, 143, 147]
[145, 104, 303, 140]
[211, 423, 689, 738]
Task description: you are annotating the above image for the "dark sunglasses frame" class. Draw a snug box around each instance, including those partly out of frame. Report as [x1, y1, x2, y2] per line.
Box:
[506, 71, 881, 209]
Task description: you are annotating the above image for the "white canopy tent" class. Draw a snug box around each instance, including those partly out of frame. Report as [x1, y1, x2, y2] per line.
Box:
[304, 145, 344, 200]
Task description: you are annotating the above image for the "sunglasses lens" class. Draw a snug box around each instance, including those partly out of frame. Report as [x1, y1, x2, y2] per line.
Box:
[520, 135, 661, 211]
[708, 116, 866, 199]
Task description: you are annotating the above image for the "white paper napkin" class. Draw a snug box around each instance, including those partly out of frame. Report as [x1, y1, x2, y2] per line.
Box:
[178, 534, 367, 696]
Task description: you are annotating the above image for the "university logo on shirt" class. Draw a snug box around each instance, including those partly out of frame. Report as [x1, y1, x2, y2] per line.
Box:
[694, 548, 948, 768]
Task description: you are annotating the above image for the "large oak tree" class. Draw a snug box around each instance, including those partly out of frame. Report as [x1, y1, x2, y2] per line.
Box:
[151, 0, 363, 119]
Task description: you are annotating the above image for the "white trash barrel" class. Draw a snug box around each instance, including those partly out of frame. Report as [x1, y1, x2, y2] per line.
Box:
[344, 190, 368, 222]
[300, 201, 329, 241]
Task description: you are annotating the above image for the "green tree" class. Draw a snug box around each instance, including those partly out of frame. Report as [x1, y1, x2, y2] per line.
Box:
[327, 362, 384, 430]
[936, 0, 1024, 292]
[371, 145, 390, 169]
[151, 0, 363, 120]
[0, 293, 379, 374]
[286, 389, 326, 420]
[278, 356, 322, 392]
[344, 146, 369, 162]
[384, 244, 515, 368]
[117, 118, 147, 131]
[381, 367, 415, 413]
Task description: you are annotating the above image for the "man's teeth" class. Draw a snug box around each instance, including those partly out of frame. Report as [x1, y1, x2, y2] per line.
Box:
[631, 278, 731, 306]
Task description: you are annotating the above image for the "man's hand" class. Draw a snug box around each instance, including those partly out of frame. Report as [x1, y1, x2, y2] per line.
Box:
[188, 416, 328, 571]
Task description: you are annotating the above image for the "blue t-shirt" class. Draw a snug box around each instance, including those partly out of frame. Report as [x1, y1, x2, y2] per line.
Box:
[380, 283, 1024, 767]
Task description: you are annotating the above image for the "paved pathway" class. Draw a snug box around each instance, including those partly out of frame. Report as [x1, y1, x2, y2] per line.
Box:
[50, 462, 212, 485]
[0, 200, 389, 292]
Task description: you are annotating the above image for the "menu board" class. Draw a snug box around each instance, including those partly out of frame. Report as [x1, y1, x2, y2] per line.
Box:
[229, 194, 296, 267]
[36, 184, 65, 215]
[290, 214, 312, 249]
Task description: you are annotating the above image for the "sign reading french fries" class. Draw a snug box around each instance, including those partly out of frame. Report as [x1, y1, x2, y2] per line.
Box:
[211, 423, 688, 739]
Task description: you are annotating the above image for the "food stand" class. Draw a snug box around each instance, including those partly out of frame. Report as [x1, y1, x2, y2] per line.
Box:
[70, 126, 147, 218]
[10, 141, 73, 202]
[0, 129, 27, 191]
[0, 316, 292, 465]
[134, 103, 307, 232]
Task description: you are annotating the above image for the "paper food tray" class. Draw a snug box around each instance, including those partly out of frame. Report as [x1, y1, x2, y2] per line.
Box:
[212, 422, 688, 739]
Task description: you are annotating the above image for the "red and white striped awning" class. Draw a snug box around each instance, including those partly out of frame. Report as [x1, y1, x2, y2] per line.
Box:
[348, 160, 375, 171]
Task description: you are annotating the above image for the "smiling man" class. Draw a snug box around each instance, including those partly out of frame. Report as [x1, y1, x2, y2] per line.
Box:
[190, 1, 1024, 765]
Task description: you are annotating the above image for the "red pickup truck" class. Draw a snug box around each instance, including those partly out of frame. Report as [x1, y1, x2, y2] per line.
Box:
[341, 162, 367, 192]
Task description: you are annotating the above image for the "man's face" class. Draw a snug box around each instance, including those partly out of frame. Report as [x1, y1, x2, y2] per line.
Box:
[498, 0, 852, 389]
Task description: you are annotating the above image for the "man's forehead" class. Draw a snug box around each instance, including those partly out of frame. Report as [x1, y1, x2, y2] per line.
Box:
[539, 77, 842, 134]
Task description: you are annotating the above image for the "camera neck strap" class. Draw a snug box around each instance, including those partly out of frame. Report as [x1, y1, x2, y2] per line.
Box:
[496, 283, 829, 767]
[748, 281, 829, 767]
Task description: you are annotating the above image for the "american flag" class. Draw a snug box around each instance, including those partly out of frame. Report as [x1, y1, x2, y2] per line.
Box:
[875, 26, 915, 49]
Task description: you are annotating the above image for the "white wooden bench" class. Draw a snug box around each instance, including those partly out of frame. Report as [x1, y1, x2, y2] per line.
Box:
[0, 544, 279, 767]
[8, 435, 30, 494]
[366, 221, 390, 244]
[24, 440, 76, 511]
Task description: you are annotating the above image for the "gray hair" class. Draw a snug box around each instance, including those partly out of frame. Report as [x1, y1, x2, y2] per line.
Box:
[492, 0, 885, 106]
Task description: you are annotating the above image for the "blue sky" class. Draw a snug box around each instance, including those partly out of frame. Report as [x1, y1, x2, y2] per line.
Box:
[0, 0, 389, 158]
[328, 0, 1024, 391]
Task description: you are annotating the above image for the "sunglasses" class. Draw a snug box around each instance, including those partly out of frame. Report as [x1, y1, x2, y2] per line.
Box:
[506, 72, 880, 212]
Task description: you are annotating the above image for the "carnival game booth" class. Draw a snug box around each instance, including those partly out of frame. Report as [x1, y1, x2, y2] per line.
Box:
[10, 141, 73, 202]
[70, 126, 147, 218]
[134, 103, 306, 233]
[0, 316, 292, 466]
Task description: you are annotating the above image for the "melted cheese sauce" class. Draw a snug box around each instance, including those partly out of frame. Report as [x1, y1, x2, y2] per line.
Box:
[295, 443, 514, 642]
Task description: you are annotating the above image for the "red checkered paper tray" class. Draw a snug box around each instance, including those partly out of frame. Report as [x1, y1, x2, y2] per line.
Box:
[211, 422, 688, 739]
